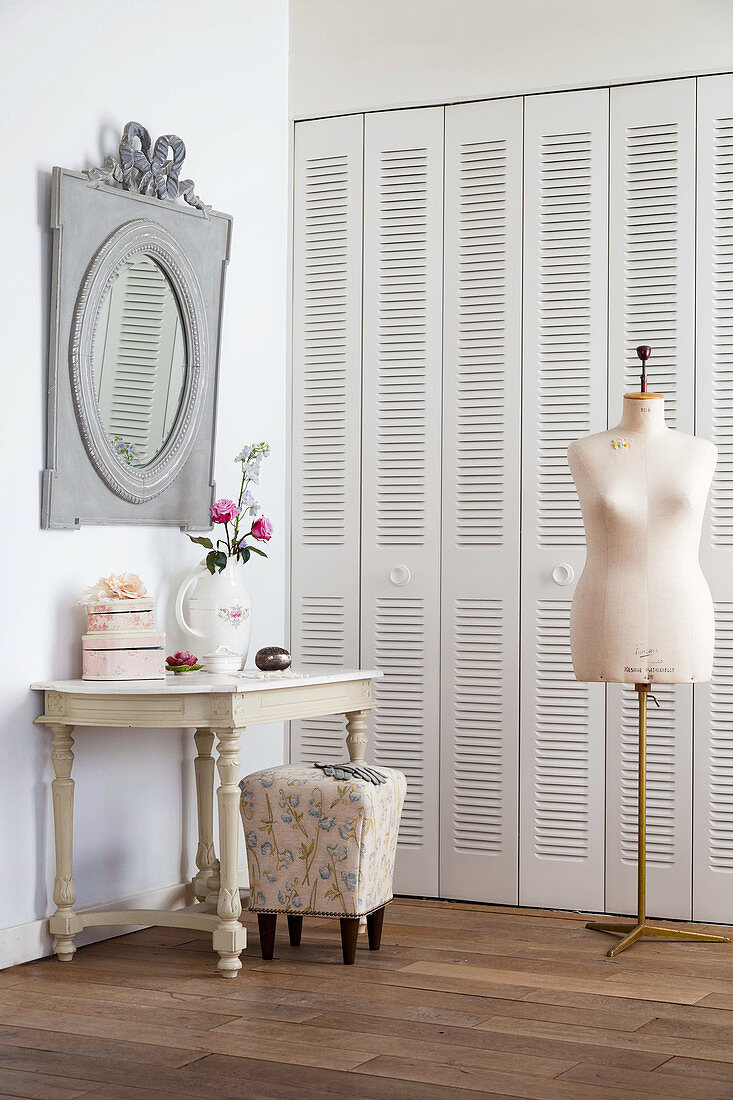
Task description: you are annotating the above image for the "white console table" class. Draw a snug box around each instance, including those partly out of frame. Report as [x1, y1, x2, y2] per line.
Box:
[31, 669, 379, 978]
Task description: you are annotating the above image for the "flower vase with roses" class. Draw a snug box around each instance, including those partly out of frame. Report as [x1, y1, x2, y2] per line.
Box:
[175, 444, 274, 672]
[186, 442, 273, 572]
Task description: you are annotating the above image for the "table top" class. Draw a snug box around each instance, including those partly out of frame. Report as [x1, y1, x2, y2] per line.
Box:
[31, 668, 381, 696]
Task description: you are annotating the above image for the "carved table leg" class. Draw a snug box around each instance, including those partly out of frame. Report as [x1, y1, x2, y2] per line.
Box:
[192, 729, 219, 901]
[48, 725, 83, 961]
[346, 709, 370, 934]
[345, 710, 368, 764]
[213, 727, 246, 977]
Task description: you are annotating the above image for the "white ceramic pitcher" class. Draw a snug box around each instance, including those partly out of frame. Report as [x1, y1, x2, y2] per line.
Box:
[175, 559, 253, 672]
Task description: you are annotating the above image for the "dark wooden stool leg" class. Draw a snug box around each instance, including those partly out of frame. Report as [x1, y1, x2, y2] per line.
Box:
[257, 914, 277, 960]
[366, 906, 385, 951]
[287, 914, 303, 946]
[340, 917, 360, 965]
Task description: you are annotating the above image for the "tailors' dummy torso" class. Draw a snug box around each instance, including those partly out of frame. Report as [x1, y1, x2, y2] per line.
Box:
[568, 394, 716, 684]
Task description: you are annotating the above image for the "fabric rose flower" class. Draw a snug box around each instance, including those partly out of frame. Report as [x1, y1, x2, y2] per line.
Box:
[166, 651, 198, 668]
[210, 498, 240, 524]
[251, 516, 273, 541]
[95, 572, 147, 600]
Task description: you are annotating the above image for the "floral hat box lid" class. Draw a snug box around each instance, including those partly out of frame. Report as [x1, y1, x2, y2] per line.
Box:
[86, 597, 155, 633]
[86, 597, 153, 614]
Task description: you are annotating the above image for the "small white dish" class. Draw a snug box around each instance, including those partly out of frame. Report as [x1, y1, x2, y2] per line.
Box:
[202, 645, 242, 673]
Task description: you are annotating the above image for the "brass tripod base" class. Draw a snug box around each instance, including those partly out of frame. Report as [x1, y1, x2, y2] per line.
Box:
[586, 920, 731, 958]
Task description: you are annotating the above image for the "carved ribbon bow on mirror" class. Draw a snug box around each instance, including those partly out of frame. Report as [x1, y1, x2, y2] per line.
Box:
[85, 121, 210, 218]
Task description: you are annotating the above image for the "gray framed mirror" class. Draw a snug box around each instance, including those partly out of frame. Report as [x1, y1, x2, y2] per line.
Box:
[43, 122, 232, 529]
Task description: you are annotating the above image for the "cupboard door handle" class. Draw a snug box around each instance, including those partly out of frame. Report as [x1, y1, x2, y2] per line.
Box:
[552, 563, 574, 587]
[389, 565, 411, 587]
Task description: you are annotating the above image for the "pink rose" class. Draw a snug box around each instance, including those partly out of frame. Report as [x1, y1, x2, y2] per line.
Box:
[210, 498, 240, 524]
[166, 651, 198, 668]
[251, 515, 273, 541]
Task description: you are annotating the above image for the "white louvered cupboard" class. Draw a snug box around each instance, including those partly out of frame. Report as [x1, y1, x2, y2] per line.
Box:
[440, 98, 522, 905]
[360, 108, 444, 895]
[290, 74, 733, 924]
[695, 74, 733, 924]
[520, 88, 609, 913]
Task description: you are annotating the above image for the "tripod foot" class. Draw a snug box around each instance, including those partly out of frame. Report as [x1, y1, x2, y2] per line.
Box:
[607, 924, 644, 957]
[642, 924, 730, 944]
[586, 921, 635, 935]
[586, 920, 730, 957]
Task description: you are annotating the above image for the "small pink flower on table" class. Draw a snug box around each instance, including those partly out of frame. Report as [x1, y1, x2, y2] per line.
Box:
[166, 650, 198, 668]
[210, 499, 241, 524]
[251, 516, 273, 541]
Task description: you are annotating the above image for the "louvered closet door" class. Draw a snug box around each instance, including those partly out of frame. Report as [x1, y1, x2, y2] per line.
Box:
[440, 99, 522, 903]
[695, 74, 733, 923]
[520, 90, 609, 910]
[606, 79, 696, 920]
[361, 107, 444, 896]
[291, 116, 364, 764]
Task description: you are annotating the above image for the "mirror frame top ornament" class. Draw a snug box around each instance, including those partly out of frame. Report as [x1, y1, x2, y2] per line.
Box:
[43, 122, 233, 530]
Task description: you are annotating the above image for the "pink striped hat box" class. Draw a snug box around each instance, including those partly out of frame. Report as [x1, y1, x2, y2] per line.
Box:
[86, 597, 156, 635]
[82, 631, 166, 681]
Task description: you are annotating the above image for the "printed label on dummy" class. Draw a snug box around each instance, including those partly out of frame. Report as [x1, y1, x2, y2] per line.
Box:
[625, 645, 676, 679]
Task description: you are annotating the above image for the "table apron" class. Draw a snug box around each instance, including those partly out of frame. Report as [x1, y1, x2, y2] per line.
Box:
[35, 679, 375, 728]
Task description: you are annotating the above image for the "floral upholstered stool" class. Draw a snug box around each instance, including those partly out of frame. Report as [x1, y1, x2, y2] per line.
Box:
[239, 763, 406, 964]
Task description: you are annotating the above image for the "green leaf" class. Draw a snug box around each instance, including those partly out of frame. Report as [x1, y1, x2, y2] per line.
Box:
[188, 534, 213, 550]
[239, 546, 251, 564]
[248, 545, 268, 558]
[206, 550, 228, 574]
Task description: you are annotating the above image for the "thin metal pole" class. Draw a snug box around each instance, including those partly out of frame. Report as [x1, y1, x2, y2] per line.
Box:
[637, 684, 647, 926]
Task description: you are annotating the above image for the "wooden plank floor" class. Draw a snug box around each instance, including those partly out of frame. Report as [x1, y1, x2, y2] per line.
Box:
[1, 899, 733, 1098]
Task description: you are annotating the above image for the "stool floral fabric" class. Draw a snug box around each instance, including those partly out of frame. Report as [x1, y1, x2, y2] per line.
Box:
[240, 764, 406, 917]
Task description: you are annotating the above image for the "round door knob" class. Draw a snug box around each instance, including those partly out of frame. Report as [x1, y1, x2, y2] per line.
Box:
[389, 565, 411, 587]
[552, 563, 574, 587]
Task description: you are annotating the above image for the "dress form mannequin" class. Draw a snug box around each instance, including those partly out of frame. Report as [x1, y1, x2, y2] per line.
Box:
[568, 389, 716, 684]
[568, 346, 729, 956]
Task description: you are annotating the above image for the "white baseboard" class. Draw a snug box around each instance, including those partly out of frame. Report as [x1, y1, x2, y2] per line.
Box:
[0, 879, 194, 971]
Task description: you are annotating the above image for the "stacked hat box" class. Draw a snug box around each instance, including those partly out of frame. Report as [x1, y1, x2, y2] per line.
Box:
[82, 597, 165, 681]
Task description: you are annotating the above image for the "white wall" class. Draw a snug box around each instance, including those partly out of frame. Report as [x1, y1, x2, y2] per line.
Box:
[290, 0, 733, 118]
[0, 0, 288, 962]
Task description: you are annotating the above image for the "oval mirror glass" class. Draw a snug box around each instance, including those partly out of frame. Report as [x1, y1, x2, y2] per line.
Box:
[92, 254, 187, 468]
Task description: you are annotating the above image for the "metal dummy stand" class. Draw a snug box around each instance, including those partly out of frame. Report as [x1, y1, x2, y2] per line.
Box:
[587, 683, 730, 956]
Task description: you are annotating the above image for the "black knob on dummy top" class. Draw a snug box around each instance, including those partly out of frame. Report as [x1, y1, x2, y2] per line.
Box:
[636, 345, 652, 393]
